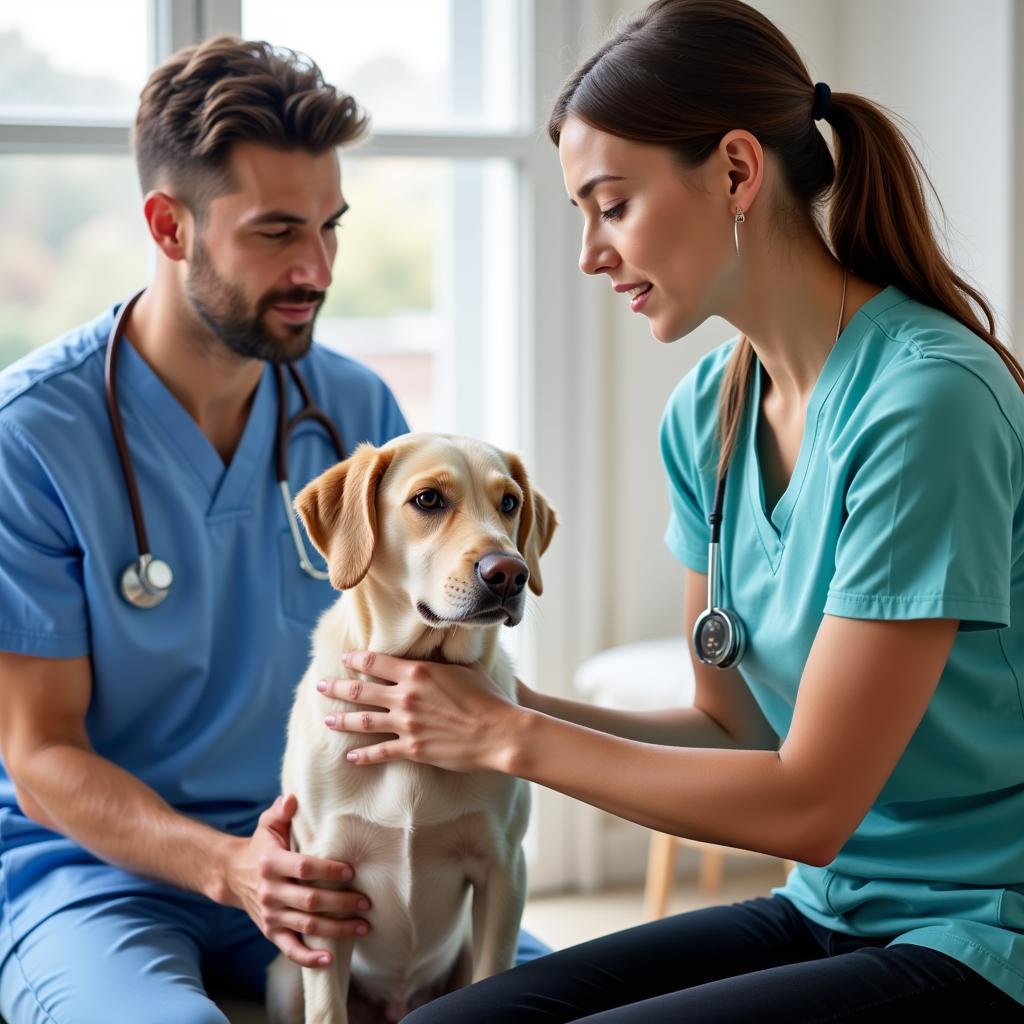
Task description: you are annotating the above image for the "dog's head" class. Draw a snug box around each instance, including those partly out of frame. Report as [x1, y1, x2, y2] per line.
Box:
[293, 434, 557, 629]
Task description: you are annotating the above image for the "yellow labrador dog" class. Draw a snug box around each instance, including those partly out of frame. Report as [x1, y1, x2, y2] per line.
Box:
[266, 433, 556, 1024]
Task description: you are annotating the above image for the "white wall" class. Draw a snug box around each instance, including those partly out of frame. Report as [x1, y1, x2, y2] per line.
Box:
[574, 0, 1018, 888]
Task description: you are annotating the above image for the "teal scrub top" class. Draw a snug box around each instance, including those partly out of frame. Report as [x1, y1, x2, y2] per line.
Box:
[660, 285, 1024, 1005]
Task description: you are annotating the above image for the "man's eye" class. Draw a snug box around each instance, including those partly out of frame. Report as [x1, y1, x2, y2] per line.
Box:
[412, 489, 446, 511]
[500, 495, 519, 515]
[323, 221, 341, 231]
[600, 202, 626, 221]
[259, 229, 291, 240]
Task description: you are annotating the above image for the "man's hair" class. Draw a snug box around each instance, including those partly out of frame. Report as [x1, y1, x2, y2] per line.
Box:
[133, 35, 368, 213]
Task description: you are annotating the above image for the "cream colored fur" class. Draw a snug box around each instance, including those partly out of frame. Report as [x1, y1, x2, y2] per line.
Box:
[266, 433, 556, 1024]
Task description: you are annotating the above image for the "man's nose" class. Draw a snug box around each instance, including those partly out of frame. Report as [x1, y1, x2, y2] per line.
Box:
[292, 239, 333, 291]
[476, 552, 529, 602]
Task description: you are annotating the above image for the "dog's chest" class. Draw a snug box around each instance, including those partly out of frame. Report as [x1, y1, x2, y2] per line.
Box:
[323, 749, 517, 829]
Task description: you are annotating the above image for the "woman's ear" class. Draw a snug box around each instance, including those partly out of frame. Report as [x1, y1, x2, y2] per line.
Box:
[718, 129, 764, 213]
[293, 443, 395, 591]
[505, 452, 559, 596]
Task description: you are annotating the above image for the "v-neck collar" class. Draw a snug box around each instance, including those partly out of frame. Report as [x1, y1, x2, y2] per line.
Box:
[117, 336, 274, 518]
[743, 284, 901, 570]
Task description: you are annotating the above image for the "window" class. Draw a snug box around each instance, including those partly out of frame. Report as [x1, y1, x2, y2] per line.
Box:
[242, 0, 523, 434]
[0, 4, 150, 367]
[0, 2, 147, 118]
[242, 0, 520, 133]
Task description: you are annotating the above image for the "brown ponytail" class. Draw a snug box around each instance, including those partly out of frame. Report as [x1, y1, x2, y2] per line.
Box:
[548, 0, 1024, 480]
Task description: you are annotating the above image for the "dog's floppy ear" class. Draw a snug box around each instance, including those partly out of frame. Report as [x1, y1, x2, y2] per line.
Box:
[293, 442, 395, 591]
[506, 452, 558, 596]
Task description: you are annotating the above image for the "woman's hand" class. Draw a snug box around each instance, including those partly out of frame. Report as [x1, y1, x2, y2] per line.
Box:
[319, 652, 528, 774]
[220, 794, 372, 968]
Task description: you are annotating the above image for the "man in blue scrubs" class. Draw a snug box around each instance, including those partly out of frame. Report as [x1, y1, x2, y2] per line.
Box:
[0, 36, 545, 1023]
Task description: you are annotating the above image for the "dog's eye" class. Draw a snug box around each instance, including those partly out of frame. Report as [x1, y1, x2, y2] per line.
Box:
[500, 495, 519, 515]
[412, 489, 446, 511]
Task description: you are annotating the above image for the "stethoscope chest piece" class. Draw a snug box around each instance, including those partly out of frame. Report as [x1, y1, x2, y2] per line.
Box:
[692, 605, 745, 668]
[692, 472, 747, 669]
[120, 553, 174, 608]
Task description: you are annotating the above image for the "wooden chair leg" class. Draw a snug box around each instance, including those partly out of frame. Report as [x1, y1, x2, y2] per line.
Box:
[643, 832, 678, 920]
[697, 847, 725, 895]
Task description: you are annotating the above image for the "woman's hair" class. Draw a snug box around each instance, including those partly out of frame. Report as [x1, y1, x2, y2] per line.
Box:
[134, 35, 368, 218]
[549, 0, 1024, 479]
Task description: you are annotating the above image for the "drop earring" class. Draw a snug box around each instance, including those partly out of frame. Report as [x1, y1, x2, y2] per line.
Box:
[734, 208, 745, 257]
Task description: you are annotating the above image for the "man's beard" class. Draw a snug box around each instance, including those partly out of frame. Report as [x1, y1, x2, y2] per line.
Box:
[185, 238, 325, 364]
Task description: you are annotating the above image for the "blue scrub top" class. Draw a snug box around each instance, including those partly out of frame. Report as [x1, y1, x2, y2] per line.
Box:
[0, 300, 408, 955]
[660, 285, 1024, 1005]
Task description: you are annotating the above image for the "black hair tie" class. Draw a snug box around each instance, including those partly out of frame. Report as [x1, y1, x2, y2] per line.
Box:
[812, 81, 832, 122]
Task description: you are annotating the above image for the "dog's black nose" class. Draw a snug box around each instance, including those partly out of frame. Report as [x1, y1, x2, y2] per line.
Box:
[476, 552, 529, 601]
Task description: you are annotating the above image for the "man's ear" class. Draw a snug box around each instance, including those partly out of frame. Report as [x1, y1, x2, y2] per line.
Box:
[506, 452, 558, 596]
[292, 442, 395, 591]
[142, 190, 190, 261]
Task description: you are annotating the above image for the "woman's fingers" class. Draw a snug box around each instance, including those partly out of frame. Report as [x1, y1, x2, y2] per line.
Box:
[324, 710, 395, 734]
[346, 740, 404, 765]
[341, 650, 421, 683]
[317, 676, 395, 708]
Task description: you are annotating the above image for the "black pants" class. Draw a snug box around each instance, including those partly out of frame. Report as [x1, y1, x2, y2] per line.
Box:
[402, 895, 1022, 1022]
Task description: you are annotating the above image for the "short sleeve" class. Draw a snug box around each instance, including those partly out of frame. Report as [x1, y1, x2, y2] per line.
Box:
[0, 421, 90, 656]
[377, 385, 410, 444]
[825, 358, 1019, 630]
[659, 373, 711, 572]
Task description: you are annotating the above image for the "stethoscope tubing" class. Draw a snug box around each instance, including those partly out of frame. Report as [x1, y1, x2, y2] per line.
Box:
[106, 289, 345, 604]
[104, 290, 153, 561]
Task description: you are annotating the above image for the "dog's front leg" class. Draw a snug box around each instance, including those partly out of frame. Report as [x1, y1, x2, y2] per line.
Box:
[301, 936, 353, 1024]
[470, 845, 527, 982]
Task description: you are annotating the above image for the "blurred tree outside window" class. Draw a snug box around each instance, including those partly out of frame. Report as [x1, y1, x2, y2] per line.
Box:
[0, 3, 149, 370]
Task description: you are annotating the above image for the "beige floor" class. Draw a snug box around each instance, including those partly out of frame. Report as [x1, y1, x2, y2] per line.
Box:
[522, 857, 790, 951]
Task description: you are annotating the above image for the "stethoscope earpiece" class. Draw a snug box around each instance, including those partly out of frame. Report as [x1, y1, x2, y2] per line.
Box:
[120, 553, 174, 608]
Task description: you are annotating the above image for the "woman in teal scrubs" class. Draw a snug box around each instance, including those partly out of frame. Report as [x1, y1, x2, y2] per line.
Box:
[323, 1, 1024, 1019]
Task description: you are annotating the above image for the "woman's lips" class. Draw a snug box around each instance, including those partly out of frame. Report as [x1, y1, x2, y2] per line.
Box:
[630, 284, 653, 313]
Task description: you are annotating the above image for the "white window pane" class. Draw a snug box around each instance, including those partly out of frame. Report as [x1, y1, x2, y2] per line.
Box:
[241, 0, 522, 132]
[320, 156, 518, 441]
[0, 155, 148, 367]
[0, 3, 148, 119]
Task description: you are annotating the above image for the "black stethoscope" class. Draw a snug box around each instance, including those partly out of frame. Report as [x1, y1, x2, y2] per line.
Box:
[692, 472, 745, 668]
[692, 270, 849, 669]
[104, 289, 345, 608]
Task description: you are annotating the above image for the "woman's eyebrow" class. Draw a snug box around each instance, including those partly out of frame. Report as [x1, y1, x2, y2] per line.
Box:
[569, 174, 626, 206]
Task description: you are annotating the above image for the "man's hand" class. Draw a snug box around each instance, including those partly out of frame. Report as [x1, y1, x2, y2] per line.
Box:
[220, 794, 372, 968]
